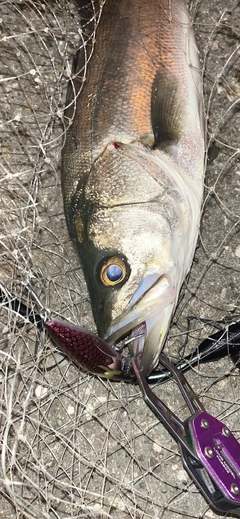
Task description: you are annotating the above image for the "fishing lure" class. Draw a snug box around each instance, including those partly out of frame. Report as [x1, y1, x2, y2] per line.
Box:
[0, 284, 239, 383]
[44, 317, 135, 381]
[5, 283, 135, 382]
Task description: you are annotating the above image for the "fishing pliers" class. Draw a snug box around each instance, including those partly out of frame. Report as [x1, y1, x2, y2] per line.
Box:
[132, 353, 240, 516]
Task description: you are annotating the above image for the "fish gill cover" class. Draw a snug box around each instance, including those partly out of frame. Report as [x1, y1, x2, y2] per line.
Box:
[0, 1, 239, 518]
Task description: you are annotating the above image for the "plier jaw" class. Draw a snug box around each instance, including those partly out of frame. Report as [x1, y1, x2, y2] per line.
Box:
[132, 353, 240, 516]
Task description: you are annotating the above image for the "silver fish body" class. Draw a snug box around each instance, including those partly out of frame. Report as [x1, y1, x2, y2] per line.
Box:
[62, 0, 205, 375]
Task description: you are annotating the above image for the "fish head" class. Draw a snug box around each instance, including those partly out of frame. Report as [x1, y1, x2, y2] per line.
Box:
[71, 142, 193, 376]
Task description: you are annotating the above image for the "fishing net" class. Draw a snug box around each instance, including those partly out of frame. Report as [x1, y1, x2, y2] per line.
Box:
[0, 1, 239, 517]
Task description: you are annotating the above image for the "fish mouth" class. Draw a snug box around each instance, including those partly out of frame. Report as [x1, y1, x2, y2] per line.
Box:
[103, 273, 176, 376]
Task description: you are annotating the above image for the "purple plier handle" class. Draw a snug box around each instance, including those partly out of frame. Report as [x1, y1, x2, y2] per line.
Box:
[132, 353, 240, 516]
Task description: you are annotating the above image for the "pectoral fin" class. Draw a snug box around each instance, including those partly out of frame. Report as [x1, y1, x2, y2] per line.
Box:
[151, 66, 185, 149]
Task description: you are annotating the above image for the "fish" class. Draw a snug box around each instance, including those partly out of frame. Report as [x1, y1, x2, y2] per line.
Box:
[61, 0, 205, 376]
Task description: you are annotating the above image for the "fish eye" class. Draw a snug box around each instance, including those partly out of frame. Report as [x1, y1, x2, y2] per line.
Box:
[98, 256, 130, 287]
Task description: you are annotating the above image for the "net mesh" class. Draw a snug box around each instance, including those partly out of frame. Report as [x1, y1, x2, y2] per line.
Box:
[0, 1, 240, 517]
